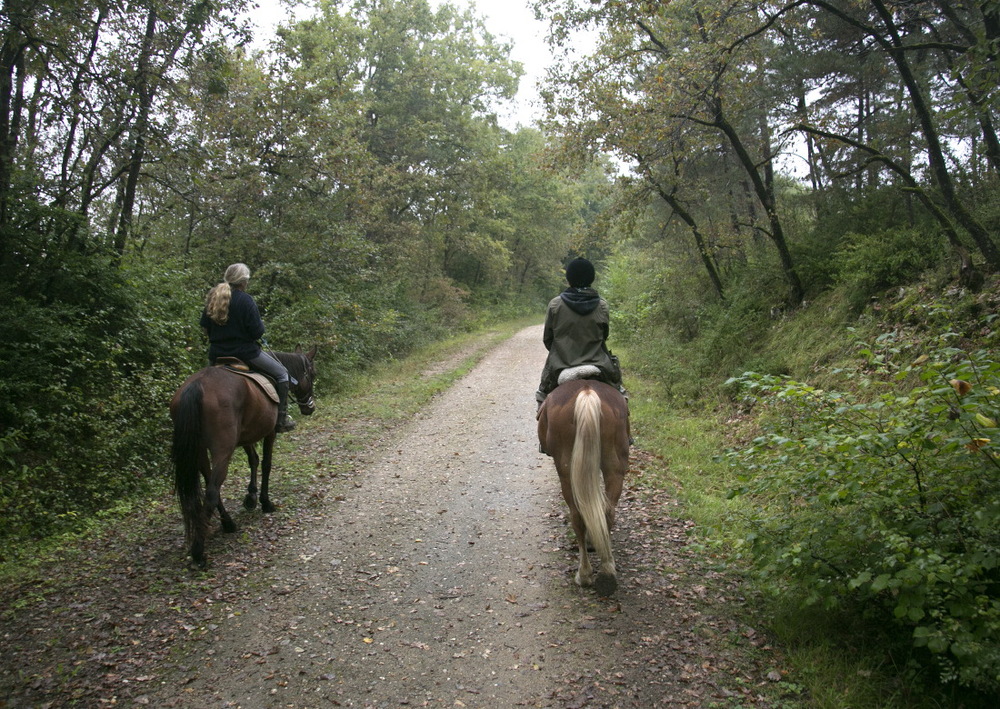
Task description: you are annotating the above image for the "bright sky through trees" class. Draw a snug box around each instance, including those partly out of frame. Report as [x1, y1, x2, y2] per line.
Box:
[249, 0, 556, 129]
[450, 0, 555, 129]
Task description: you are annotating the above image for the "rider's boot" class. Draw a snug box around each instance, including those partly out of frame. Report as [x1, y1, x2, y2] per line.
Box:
[275, 381, 296, 433]
[623, 388, 636, 446]
[535, 389, 550, 454]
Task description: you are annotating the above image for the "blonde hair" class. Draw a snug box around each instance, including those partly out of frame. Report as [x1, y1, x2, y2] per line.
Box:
[205, 263, 251, 325]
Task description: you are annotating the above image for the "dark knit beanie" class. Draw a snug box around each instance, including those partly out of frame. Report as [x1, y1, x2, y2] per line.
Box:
[565, 258, 595, 288]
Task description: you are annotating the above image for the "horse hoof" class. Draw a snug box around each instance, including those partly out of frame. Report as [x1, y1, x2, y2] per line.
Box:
[243, 495, 257, 511]
[261, 499, 276, 514]
[222, 520, 237, 533]
[594, 572, 617, 597]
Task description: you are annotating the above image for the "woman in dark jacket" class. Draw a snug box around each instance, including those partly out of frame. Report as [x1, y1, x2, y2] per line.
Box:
[201, 263, 296, 433]
[535, 258, 623, 406]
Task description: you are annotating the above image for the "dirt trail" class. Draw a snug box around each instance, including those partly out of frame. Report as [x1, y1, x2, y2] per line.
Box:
[2, 326, 788, 708]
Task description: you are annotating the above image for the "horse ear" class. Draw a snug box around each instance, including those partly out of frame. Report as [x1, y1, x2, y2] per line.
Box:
[307, 345, 317, 360]
[294, 344, 302, 354]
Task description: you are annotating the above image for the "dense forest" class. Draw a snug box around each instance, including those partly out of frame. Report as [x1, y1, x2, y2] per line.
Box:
[0, 0, 608, 540]
[2, 0, 999, 701]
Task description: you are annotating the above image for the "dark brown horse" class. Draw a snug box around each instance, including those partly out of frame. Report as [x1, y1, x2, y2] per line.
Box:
[537, 378, 630, 596]
[170, 346, 317, 568]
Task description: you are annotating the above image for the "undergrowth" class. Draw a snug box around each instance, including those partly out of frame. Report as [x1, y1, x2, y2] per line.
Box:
[613, 274, 1000, 707]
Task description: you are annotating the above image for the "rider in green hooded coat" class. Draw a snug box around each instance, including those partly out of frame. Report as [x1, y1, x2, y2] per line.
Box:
[535, 258, 624, 407]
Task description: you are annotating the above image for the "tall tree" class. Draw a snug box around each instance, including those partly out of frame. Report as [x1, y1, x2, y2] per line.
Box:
[763, 0, 1000, 274]
[537, 0, 805, 302]
[0, 0, 249, 265]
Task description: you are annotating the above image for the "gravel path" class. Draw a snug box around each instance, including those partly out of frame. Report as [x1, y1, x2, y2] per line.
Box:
[2, 326, 789, 708]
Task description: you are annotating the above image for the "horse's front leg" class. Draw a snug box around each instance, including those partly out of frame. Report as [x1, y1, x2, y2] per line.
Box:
[243, 443, 260, 510]
[259, 433, 277, 514]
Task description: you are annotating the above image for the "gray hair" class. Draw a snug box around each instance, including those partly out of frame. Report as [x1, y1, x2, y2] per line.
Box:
[224, 263, 251, 285]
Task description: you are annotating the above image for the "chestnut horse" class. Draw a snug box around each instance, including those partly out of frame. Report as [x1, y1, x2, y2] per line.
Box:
[537, 378, 630, 596]
[170, 346, 317, 568]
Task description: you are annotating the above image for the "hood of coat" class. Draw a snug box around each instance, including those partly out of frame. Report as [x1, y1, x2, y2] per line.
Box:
[559, 287, 600, 315]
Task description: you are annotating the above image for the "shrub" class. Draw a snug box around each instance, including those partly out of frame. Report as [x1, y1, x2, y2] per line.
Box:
[835, 227, 946, 310]
[0, 247, 194, 551]
[726, 345, 1000, 692]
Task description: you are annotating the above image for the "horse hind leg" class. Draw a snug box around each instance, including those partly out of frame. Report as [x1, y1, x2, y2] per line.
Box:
[243, 444, 260, 510]
[217, 498, 236, 534]
[591, 496, 619, 597]
[189, 504, 216, 569]
[594, 555, 618, 597]
[190, 498, 234, 569]
[594, 448, 628, 596]
[189, 505, 209, 569]
[561, 476, 595, 588]
[190, 539, 207, 570]
[186, 452, 212, 569]
[572, 510, 595, 588]
[205, 448, 238, 535]
[573, 524, 616, 596]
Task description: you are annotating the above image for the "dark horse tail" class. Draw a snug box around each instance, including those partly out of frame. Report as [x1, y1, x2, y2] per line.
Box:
[172, 381, 204, 544]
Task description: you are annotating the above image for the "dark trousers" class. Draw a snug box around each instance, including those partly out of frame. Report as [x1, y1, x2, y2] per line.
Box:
[248, 351, 290, 384]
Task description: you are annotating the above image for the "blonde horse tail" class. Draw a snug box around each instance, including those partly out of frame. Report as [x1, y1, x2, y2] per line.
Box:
[570, 389, 614, 579]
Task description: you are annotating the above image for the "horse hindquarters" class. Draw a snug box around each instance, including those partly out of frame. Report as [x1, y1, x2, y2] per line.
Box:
[172, 382, 207, 566]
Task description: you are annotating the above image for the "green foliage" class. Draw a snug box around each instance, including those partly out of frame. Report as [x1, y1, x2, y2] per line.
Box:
[0, 235, 193, 552]
[725, 345, 1000, 692]
[695, 285, 786, 378]
[835, 228, 948, 310]
[604, 239, 792, 399]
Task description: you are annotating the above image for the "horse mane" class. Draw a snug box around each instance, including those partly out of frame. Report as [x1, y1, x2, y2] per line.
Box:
[271, 352, 309, 381]
[273, 350, 305, 380]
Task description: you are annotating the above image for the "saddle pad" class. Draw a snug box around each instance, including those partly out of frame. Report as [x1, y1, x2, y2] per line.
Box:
[558, 364, 602, 384]
[218, 366, 279, 403]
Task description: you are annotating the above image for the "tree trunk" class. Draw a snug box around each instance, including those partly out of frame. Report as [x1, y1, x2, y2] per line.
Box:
[0, 30, 27, 245]
[113, 8, 157, 260]
[647, 176, 726, 302]
[713, 102, 804, 303]
[870, 0, 1000, 269]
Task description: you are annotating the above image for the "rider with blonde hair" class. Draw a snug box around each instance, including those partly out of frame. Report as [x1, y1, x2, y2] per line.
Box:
[201, 263, 296, 433]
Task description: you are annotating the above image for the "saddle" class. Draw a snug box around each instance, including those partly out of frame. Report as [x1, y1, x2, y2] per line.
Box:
[213, 357, 279, 403]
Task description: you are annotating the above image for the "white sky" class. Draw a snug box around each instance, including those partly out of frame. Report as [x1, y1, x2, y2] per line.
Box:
[450, 0, 554, 129]
[247, 0, 557, 129]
